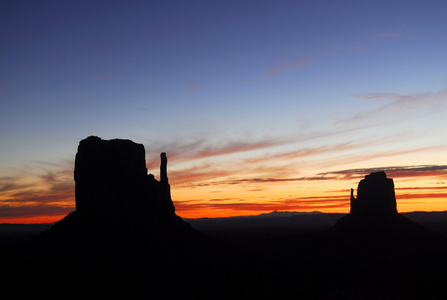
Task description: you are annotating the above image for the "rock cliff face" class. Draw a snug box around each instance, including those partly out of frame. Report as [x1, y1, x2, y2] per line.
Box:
[350, 171, 397, 216]
[5, 136, 252, 298]
[20, 136, 210, 261]
[74, 136, 175, 218]
[334, 171, 427, 236]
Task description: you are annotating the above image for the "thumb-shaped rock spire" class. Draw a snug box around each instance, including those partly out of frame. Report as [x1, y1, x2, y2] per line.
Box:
[160, 152, 168, 184]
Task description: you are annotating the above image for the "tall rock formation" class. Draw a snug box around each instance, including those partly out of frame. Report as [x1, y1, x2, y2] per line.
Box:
[19, 136, 209, 261]
[5, 136, 255, 298]
[334, 171, 427, 237]
[350, 171, 397, 216]
[73, 136, 175, 219]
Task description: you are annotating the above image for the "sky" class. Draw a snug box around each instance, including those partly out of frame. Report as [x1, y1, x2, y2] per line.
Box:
[1, 0, 447, 223]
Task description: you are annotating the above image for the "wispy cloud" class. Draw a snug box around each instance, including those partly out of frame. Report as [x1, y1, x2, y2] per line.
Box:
[318, 165, 447, 180]
[0, 161, 75, 222]
[342, 93, 420, 125]
[267, 56, 309, 76]
[396, 186, 447, 191]
[0, 205, 73, 220]
[339, 89, 447, 126]
[243, 142, 373, 165]
[145, 127, 408, 174]
[169, 165, 234, 186]
[229, 177, 330, 184]
[170, 162, 303, 187]
[0, 176, 34, 193]
[396, 193, 447, 200]
[147, 129, 446, 189]
[188, 140, 284, 160]
[352, 93, 418, 101]
[144, 135, 291, 169]
[0, 188, 75, 220]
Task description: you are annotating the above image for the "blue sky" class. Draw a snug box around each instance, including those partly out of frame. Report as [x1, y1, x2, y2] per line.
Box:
[1, 0, 447, 222]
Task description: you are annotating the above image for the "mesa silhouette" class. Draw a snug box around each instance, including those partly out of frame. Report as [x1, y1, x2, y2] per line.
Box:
[4, 136, 261, 298]
[331, 171, 432, 242]
[17, 136, 231, 262]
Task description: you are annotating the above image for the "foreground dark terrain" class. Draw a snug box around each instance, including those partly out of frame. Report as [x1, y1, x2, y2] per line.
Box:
[1, 137, 446, 299]
[2, 211, 447, 299]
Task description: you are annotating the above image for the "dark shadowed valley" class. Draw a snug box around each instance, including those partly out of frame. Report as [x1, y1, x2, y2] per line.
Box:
[187, 210, 447, 258]
[2, 137, 447, 299]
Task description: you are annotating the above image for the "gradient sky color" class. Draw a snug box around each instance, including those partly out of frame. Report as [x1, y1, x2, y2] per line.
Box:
[1, 0, 447, 223]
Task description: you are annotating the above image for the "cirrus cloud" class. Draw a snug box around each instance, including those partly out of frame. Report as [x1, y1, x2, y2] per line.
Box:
[267, 56, 309, 76]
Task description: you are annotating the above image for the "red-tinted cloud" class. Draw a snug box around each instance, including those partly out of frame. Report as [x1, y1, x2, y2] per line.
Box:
[319, 165, 447, 180]
[397, 193, 447, 200]
[396, 186, 447, 191]
[243, 142, 366, 165]
[0, 167, 75, 223]
[145, 137, 290, 170]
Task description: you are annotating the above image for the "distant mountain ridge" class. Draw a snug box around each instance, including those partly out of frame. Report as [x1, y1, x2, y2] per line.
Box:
[2, 210, 447, 231]
[183, 209, 447, 221]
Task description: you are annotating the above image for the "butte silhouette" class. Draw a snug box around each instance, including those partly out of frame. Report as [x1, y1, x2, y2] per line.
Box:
[5, 136, 258, 298]
[331, 171, 433, 244]
[16, 136, 228, 262]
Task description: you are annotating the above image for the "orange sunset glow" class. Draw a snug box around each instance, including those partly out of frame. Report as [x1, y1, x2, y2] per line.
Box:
[1, 144, 446, 223]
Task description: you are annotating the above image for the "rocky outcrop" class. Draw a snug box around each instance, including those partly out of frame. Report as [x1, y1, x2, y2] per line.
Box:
[3, 139, 256, 298]
[74, 136, 175, 217]
[350, 171, 397, 216]
[334, 171, 428, 237]
[17, 136, 214, 261]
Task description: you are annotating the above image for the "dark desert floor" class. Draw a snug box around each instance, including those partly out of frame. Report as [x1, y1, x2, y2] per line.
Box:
[2, 211, 447, 299]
